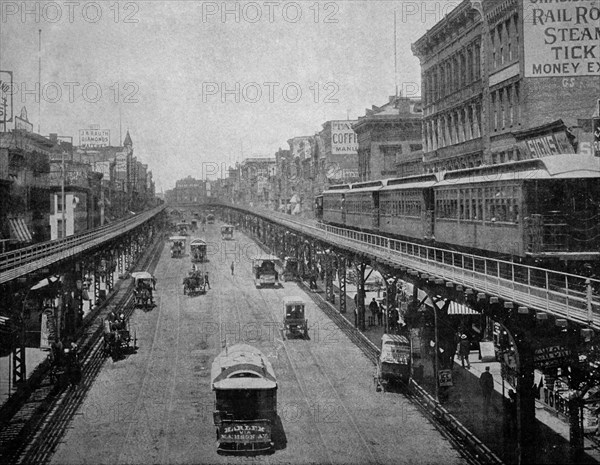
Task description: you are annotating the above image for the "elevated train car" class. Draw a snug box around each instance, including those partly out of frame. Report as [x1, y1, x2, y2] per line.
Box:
[211, 344, 277, 454]
[379, 173, 438, 240]
[344, 180, 384, 231]
[318, 154, 600, 263]
[322, 184, 350, 225]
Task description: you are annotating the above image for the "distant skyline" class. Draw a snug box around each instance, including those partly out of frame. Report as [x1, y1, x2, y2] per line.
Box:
[0, 0, 460, 190]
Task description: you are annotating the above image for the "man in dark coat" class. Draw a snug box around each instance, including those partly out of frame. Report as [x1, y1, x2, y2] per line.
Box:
[479, 366, 494, 416]
[369, 298, 379, 325]
[458, 334, 471, 369]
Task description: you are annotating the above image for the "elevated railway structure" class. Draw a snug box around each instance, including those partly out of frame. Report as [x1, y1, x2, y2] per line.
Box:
[0, 205, 166, 385]
[210, 201, 600, 464]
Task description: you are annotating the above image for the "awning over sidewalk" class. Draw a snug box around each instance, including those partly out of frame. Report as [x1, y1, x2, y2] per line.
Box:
[9, 218, 32, 243]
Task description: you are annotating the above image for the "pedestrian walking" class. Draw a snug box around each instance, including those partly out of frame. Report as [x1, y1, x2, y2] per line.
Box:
[230, 262, 235, 276]
[458, 334, 471, 369]
[377, 301, 384, 326]
[204, 271, 210, 289]
[479, 366, 494, 416]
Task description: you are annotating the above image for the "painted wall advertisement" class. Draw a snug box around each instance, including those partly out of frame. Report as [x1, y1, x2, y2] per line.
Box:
[331, 120, 358, 155]
[523, 0, 600, 77]
[0, 70, 13, 123]
[79, 129, 110, 148]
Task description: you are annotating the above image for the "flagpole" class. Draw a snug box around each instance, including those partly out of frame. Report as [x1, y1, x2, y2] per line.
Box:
[38, 29, 42, 134]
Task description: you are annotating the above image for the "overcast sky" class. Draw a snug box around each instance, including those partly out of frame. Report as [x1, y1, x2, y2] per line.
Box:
[0, 0, 459, 190]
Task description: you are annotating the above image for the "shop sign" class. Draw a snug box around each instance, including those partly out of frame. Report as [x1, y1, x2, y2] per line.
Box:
[438, 369, 453, 387]
[517, 131, 574, 159]
[534, 345, 571, 369]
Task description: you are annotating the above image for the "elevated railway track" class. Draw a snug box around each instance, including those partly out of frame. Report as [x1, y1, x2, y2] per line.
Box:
[215, 203, 600, 330]
[0, 205, 165, 285]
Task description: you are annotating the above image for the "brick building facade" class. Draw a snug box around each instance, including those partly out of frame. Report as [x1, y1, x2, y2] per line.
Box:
[412, 0, 599, 173]
[354, 96, 423, 181]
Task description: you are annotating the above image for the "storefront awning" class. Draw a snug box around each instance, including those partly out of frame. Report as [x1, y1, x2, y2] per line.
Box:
[9, 218, 33, 243]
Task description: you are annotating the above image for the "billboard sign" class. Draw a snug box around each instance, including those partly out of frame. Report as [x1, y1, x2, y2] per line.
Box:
[523, 0, 600, 77]
[331, 120, 358, 155]
[79, 129, 110, 148]
[115, 152, 128, 172]
[0, 70, 13, 123]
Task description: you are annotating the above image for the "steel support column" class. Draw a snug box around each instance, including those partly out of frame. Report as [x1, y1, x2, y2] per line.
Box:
[12, 286, 26, 383]
[356, 262, 366, 331]
[338, 255, 346, 314]
[325, 250, 334, 303]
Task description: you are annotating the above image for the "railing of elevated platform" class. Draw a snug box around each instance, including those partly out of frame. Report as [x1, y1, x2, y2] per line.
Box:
[220, 204, 600, 329]
[0, 205, 165, 284]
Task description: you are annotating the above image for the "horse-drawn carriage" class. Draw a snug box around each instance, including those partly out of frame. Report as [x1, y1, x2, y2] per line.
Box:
[190, 238, 207, 263]
[49, 341, 82, 388]
[103, 312, 137, 360]
[170, 236, 186, 258]
[282, 296, 308, 339]
[132, 271, 155, 309]
[183, 270, 206, 295]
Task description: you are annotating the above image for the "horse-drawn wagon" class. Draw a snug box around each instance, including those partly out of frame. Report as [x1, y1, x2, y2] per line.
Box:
[102, 313, 136, 360]
[132, 271, 155, 309]
[221, 225, 234, 240]
[170, 236, 186, 258]
[183, 270, 206, 295]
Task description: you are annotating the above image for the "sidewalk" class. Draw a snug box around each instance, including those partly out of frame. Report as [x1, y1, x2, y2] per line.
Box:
[308, 276, 600, 464]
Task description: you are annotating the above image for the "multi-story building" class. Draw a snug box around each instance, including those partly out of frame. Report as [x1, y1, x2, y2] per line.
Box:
[0, 129, 53, 247]
[412, 0, 599, 173]
[239, 157, 276, 208]
[317, 120, 360, 186]
[174, 176, 207, 203]
[354, 95, 423, 181]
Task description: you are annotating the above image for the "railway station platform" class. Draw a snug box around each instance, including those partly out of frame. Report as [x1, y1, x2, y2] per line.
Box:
[303, 275, 600, 464]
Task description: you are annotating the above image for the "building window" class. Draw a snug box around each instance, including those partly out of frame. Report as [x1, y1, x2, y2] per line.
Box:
[507, 85, 514, 126]
[57, 219, 64, 239]
[514, 82, 520, 124]
[474, 40, 481, 80]
[514, 14, 519, 60]
[500, 88, 506, 129]
[492, 92, 498, 132]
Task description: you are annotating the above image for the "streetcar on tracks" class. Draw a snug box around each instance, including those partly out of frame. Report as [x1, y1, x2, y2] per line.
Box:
[252, 255, 281, 288]
[375, 333, 411, 391]
[282, 296, 308, 339]
[170, 236, 186, 258]
[176, 221, 190, 235]
[211, 344, 277, 454]
[190, 238, 207, 262]
[131, 271, 155, 309]
[221, 224, 234, 240]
